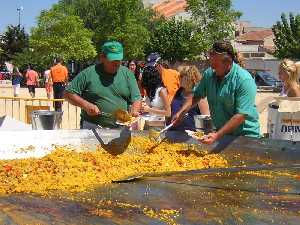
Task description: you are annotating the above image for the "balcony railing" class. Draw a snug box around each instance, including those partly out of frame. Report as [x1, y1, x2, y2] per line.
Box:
[0, 96, 81, 129]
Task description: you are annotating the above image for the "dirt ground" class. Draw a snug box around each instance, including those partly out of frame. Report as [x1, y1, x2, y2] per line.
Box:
[0, 86, 278, 133]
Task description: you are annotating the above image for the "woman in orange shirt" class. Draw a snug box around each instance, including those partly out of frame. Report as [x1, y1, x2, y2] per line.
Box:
[25, 66, 39, 98]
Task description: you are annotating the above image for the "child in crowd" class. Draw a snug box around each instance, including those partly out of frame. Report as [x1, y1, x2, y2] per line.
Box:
[170, 65, 210, 131]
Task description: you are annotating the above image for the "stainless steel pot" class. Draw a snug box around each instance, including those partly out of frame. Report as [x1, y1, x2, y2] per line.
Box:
[194, 115, 213, 133]
[31, 110, 63, 130]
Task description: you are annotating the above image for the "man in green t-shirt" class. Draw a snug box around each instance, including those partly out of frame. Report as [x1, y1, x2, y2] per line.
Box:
[64, 41, 142, 128]
[172, 41, 260, 144]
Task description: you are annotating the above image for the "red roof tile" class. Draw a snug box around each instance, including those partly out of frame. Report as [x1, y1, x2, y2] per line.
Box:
[153, 0, 187, 18]
[237, 30, 274, 42]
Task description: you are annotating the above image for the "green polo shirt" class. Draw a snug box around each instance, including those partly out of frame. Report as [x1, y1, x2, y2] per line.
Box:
[193, 63, 260, 137]
[65, 64, 141, 128]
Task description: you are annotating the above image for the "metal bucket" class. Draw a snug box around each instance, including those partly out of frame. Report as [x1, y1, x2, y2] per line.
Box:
[142, 115, 165, 130]
[194, 115, 213, 133]
[31, 110, 63, 130]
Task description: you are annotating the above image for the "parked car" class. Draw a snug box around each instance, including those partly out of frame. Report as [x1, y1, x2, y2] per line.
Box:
[0, 64, 11, 80]
[0, 71, 11, 80]
[253, 71, 283, 92]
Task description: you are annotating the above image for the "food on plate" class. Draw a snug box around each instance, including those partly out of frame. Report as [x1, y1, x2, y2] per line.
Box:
[185, 130, 205, 139]
[114, 109, 131, 123]
[194, 131, 205, 139]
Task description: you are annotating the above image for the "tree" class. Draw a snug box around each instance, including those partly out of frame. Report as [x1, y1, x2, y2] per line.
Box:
[14, 4, 96, 70]
[187, 0, 241, 54]
[0, 25, 29, 62]
[146, 18, 197, 62]
[59, 0, 152, 59]
[147, 0, 240, 62]
[13, 49, 44, 72]
[31, 5, 97, 63]
[272, 13, 300, 60]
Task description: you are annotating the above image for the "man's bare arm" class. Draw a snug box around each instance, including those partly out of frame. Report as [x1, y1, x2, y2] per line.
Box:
[64, 91, 100, 116]
[201, 114, 246, 145]
[198, 98, 210, 115]
[216, 114, 245, 138]
[177, 95, 201, 116]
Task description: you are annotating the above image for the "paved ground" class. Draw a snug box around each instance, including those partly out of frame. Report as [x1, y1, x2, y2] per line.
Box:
[0, 86, 278, 133]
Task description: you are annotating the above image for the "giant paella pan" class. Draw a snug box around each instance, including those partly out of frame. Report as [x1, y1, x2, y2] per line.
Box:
[0, 129, 299, 225]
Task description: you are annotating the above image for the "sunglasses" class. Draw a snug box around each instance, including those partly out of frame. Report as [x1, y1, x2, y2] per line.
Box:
[208, 49, 235, 60]
[209, 49, 228, 55]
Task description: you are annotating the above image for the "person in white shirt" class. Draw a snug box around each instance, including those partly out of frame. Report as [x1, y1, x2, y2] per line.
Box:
[141, 66, 171, 122]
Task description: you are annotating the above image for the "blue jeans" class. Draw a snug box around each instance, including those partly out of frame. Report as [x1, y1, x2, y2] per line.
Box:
[53, 82, 65, 111]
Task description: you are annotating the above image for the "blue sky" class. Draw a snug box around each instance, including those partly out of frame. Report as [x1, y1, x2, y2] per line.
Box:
[0, 0, 300, 33]
[233, 0, 300, 28]
[0, 0, 58, 33]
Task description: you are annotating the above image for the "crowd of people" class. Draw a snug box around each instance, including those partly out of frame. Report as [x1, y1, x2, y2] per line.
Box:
[6, 59, 69, 111]
[3, 39, 300, 144]
[64, 40, 293, 145]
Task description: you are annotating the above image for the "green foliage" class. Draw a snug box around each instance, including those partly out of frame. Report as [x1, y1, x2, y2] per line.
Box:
[9, 0, 242, 68]
[272, 13, 300, 60]
[0, 25, 29, 62]
[59, 0, 152, 59]
[146, 18, 197, 62]
[146, 0, 240, 62]
[187, 0, 241, 53]
[14, 4, 96, 71]
[13, 49, 45, 72]
[32, 5, 97, 62]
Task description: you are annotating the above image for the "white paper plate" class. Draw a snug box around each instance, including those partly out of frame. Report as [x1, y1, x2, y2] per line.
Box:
[185, 130, 205, 140]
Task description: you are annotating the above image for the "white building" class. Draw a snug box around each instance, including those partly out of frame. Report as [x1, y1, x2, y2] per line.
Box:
[143, 0, 161, 7]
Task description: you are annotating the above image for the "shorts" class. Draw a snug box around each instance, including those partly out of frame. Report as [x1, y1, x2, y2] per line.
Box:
[28, 85, 36, 94]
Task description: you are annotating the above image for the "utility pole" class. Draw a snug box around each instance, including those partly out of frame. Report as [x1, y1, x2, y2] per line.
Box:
[17, 6, 23, 27]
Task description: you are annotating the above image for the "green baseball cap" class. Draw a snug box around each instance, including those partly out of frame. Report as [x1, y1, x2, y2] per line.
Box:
[101, 41, 124, 61]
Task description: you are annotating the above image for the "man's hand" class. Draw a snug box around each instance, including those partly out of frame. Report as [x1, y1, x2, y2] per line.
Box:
[130, 110, 140, 117]
[83, 102, 100, 116]
[200, 132, 220, 145]
[130, 100, 142, 117]
[141, 102, 150, 113]
[200, 114, 246, 144]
